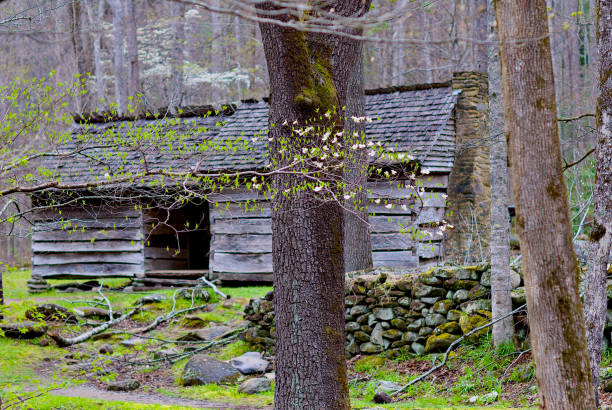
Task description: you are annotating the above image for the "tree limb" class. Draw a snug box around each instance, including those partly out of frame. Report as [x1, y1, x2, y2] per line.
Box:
[393, 304, 527, 396]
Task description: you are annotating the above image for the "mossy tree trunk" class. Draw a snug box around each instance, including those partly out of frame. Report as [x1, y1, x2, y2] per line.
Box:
[584, 0, 612, 405]
[487, 0, 513, 347]
[494, 0, 596, 407]
[257, 1, 370, 408]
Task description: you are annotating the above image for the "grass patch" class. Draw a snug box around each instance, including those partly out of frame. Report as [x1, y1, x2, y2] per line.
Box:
[24, 394, 195, 409]
[166, 383, 274, 407]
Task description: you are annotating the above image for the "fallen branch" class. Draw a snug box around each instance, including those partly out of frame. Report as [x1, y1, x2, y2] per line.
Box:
[139, 289, 208, 334]
[200, 276, 229, 299]
[393, 304, 527, 396]
[120, 328, 244, 366]
[48, 303, 143, 347]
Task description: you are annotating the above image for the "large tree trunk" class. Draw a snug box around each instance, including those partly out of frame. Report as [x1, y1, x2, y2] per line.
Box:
[487, 0, 513, 347]
[257, 1, 369, 407]
[494, 0, 596, 407]
[584, 0, 612, 405]
[84, 0, 105, 110]
[107, 0, 127, 114]
[124, 0, 141, 102]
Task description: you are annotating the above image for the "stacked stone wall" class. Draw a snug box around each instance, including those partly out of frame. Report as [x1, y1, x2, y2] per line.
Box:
[244, 264, 527, 357]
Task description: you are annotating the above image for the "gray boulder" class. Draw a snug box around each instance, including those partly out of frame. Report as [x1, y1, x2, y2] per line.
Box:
[178, 325, 232, 342]
[182, 355, 241, 386]
[107, 379, 140, 391]
[376, 380, 401, 394]
[229, 352, 269, 375]
[1, 321, 47, 339]
[238, 377, 271, 394]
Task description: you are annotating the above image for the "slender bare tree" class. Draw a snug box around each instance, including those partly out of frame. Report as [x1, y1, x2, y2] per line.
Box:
[495, 0, 596, 407]
[84, 0, 106, 110]
[124, 0, 141, 103]
[584, 0, 612, 405]
[170, 1, 186, 112]
[107, 0, 127, 113]
[487, 0, 513, 347]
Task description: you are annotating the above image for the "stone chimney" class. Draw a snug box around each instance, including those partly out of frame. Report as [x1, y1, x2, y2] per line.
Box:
[445, 72, 490, 262]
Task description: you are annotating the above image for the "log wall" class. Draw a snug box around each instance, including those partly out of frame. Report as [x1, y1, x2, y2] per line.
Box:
[31, 206, 144, 278]
[209, 190, 272, 282]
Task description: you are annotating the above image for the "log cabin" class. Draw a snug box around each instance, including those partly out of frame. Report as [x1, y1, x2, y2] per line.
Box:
[29, 72, 490, 289]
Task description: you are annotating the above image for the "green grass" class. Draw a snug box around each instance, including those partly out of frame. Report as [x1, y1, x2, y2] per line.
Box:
[22, 394, 199, 409]
[165, 384, 274, 407]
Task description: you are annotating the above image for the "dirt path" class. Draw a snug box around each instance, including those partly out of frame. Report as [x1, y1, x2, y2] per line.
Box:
[52, 385, 271, 409]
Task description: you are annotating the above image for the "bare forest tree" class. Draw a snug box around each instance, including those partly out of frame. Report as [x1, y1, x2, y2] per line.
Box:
[487, 0, 513, 346]
[107, 0, 127, 113]
[584, 0, 612, 404]
[170, 1, 186, 111]
[124, 0, 141, 102]
[495, 0, 596, 407]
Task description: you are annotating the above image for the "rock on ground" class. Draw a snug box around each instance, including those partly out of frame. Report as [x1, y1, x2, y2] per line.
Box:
[229, 352, 269, 375]
[237, 378, 271, 394]
[107, 379, 140, 392]
[25, 304, 78, 323]
[181, 355, 240, 386]
[1, 321, 47, 339]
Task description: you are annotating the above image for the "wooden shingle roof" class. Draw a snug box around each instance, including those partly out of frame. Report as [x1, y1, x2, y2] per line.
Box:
[47, 84, 459, 186]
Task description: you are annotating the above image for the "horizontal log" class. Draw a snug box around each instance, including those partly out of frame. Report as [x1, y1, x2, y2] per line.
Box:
[33, 263, 142, 277]
[369, 215, 414, 234]
[207, 189, 270, 203]
[33, 206, 141, 222]
[144, 247, 189, 259]
[32, 240, 141, 253]
[418, 242, 443, 259]
[34, 218, 141, 231]
[212, 252, 272, 274]
[145, 270, 208, 278]
[371, 233, 415, 251]
[133, 277, 202, 286]
[372, 251, 419, 268]
[212, 234, 272, 253]
[144, 258, 188, 271]
[33, 228, 143, 242]
[211, 218, 272, 235]
[414, 207, 446, 225]
[217, 272, 273, 282]
[33, 252, 142, 266]
[211, 202, 272, 219]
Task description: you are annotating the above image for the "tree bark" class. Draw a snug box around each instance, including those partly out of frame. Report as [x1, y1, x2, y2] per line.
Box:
[584, 0, 612, 405]
[487, 0, 513, 347]
[124, 0, 141, 102]
[257, 1, 369, 407]
[494, 0, 596, 408]
[170, 1, 186, 112]
[107, 0, 127, 114]
[84, 0, 105, 110]
[472, 0, 488, 72]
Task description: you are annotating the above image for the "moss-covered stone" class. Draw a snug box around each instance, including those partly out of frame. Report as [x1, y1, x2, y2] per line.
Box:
[468, 285, 488, 299]
[433, 299, 453, 314]
[390, 318, 407, 330]
[354, 354, 385, 372]
[425, 333, 460, 353]
[459, 311, 491, 341]
[413, 283, 446, 298]
[359, 342, 383, 354]
[435, 321, 461, 335]
[447, 309, 462, 321]
[382, 329, 403, 340]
